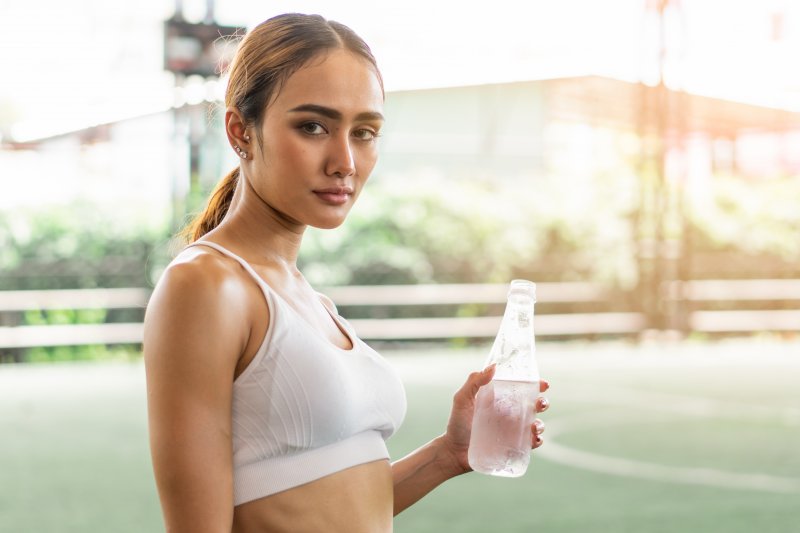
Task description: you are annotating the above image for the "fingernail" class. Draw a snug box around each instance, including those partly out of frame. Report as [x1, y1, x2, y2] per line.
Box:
[483, 363, 496, 374]
[534, 420, 545, 434]
[539, 397, 550, 411]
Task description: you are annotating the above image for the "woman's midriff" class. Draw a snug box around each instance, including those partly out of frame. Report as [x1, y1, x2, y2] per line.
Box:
[231, 459, 394, 533]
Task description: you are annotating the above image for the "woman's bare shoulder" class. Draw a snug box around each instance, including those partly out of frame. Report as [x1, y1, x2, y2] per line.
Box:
[144, 246, 255, 360]
[153, 245, 248, 300]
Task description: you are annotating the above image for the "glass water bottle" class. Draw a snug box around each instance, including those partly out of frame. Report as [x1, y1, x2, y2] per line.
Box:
[468, 279, 540, 477]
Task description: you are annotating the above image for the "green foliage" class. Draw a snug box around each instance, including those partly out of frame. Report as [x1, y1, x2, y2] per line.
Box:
[3, 171, 799, 362]
[299, 171, 638, 287]
[298, 169, 800, 288]
[689, 174, 800, 259]
[0, 202, 170, 290]
[25, 345, 140, 363]
[23, 308, 107, 326]
[0, 203, 168, 362]
[18, 309, 114, 361]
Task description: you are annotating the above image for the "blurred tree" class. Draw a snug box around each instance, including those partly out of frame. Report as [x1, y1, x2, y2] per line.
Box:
[0, 203, 167, 291]
[298, 172, 638, 288]
[0, 203, 168, 362]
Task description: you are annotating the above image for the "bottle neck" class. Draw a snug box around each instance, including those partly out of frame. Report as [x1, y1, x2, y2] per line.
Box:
[486, 289, 538, 382]
[505, 295, 535, 335]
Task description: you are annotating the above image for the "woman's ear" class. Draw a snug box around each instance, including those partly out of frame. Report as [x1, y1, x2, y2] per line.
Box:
[225, 107, 251, 160]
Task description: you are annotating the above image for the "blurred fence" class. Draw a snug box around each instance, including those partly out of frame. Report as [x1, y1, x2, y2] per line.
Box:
[1, 279, 798, 361]
[0, 288, 148, 352]
[665, 279, 800, 333]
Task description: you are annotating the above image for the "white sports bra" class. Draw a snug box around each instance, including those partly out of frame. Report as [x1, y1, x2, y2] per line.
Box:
[187, 241, 407, 505]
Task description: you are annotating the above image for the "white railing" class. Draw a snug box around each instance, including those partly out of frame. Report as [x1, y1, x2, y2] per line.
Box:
[324, 283, 643, 339]
[0, 288, 148, 349]
[0, 279, 798, 350]
[663, 279, 800, 333]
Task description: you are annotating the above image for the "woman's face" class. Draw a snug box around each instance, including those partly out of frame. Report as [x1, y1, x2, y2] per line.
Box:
[248, 49, 384, 230]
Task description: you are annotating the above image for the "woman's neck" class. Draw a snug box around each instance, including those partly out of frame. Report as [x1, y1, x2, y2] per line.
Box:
[207, 182, 306, 269]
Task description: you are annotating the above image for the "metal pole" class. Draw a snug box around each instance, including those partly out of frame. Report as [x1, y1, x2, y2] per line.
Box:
[205, 0, 215, 24]
[637, 0, 686, 337]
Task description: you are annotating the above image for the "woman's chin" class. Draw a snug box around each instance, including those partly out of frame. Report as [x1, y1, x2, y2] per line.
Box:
[307, 207, 354, 230]
[310, 216, 347, 230]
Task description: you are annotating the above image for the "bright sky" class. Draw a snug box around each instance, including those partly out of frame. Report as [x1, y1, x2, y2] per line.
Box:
[1, 0, 798, 141]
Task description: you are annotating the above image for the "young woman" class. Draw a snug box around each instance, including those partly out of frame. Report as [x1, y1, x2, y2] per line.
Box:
[144, 13, 549, 533]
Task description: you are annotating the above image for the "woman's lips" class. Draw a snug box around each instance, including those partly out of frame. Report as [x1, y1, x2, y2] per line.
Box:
[313, 187, 353, 206]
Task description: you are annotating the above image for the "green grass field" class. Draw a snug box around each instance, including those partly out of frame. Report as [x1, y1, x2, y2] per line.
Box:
[1, 339, 798, 532]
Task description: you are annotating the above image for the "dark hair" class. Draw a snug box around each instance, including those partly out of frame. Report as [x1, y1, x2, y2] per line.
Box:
[182, 13, 383, 242]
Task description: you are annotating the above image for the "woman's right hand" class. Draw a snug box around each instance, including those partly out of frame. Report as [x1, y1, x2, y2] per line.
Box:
[437, 365, 550, 476]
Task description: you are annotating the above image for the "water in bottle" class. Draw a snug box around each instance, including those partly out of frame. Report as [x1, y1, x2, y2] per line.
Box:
[468, 279, 540, 477]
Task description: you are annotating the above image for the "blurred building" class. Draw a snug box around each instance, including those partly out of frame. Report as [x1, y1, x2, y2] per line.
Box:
[3, 74, 799, 224]
[379, 75, 800, 180]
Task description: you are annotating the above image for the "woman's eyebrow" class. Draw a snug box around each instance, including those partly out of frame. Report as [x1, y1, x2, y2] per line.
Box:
[288, 103, 384, 122]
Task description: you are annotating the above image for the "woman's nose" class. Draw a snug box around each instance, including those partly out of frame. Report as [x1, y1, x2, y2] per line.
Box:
[326, 134, 356, 177]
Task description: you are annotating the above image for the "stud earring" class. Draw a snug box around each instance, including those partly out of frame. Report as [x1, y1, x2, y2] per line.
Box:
[234, 145, 248, 159]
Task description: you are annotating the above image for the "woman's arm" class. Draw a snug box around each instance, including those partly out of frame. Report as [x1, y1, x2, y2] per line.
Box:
[144, 254, 254, 533]
[391, 366, 549, 515]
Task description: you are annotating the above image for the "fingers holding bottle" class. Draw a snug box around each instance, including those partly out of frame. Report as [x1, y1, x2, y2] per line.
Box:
[533, 379, 549, 448]
[531, 418, 546, 448]
[536, 379, 550, 413]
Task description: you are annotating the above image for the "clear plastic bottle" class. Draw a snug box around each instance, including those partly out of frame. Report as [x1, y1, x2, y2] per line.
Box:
[468, 279, 539, 477]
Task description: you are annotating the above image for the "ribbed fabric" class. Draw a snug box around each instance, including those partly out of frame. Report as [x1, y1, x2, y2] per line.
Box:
[186, 241, 407, 506]
[233, 430, 389, 504]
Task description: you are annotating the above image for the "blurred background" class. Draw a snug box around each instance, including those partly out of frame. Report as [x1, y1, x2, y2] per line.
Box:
[1, 1, 798, 532]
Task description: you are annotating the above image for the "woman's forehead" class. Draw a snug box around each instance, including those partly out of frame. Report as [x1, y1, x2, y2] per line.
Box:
[270, 50, 384, 114]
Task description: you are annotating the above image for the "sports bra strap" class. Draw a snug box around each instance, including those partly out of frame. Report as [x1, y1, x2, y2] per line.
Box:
[185, 240, 356, 350]
[185, 241, 272, 293]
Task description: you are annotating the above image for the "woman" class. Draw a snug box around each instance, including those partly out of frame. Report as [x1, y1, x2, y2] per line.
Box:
[144, 13, 549, 533]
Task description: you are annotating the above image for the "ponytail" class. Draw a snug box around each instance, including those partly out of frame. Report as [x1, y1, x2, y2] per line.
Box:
[181, 167, 240, 243]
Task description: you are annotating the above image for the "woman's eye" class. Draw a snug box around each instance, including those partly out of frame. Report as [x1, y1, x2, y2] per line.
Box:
[300, 122, 326, 135]
[353, 128, 379, 141]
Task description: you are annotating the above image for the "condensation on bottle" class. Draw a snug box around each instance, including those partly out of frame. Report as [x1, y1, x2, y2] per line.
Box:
[468, 279, 540, 477]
